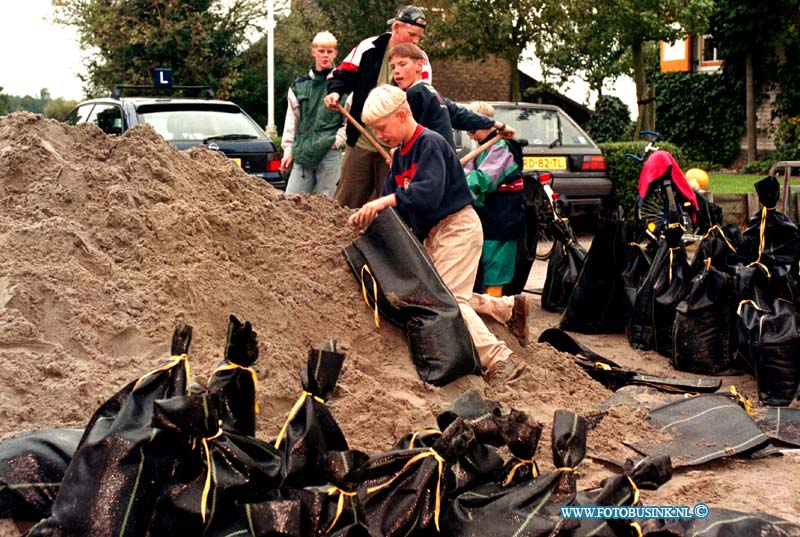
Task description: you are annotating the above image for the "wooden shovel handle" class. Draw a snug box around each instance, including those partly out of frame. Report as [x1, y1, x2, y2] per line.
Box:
[336, 104, 392, 163]
[459, 134, 503, 166]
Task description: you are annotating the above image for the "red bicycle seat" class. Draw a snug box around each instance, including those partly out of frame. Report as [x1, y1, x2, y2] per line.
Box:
[638, 150, 699, 209]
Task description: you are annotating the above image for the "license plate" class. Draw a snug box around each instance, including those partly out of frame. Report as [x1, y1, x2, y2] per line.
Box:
[231, 158, 242, 167]
[523, 156, 567, 170]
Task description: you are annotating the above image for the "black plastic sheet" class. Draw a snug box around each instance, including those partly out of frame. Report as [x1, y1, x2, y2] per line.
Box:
[640, 507, 800, 536]
[343, 208, 480, 385]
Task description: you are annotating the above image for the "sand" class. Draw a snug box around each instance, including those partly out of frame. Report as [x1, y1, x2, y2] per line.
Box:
[0, 113, 797, 534]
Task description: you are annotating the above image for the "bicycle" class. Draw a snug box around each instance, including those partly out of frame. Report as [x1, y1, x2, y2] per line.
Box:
[625, 131, 701, 242]
[521, 170, 562, 261]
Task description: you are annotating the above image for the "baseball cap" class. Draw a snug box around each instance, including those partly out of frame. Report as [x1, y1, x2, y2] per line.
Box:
[387, 6, 427, 29]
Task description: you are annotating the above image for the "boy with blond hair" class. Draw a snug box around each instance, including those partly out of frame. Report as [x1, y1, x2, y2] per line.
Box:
[280, 31, 347, 196]
[348, 84, 531, 386]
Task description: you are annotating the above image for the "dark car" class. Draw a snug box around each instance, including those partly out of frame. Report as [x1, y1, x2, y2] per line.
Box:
[455, 102, 610, 207]
[64, 87, 284, 189]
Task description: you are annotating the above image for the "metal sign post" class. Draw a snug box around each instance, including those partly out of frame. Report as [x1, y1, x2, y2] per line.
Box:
[266, 0, 277, 137]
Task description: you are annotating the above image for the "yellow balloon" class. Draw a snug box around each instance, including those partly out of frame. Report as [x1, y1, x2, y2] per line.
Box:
[686, 168, 709, 190]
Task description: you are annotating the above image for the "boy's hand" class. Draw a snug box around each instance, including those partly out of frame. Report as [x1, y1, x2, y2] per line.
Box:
[280, 154, 293, 173]
[348, 199, 383, 230]
[324, 92, 341, 110]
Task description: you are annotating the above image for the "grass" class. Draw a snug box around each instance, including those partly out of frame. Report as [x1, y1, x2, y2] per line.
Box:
[707, 173, 768, 194]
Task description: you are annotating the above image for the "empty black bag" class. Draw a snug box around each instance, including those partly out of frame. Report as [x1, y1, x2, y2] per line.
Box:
[748, 299, 800, 406]
[542, 218, 587, 312]
[343, 208, 480, 386]
[560, 211, 634, 333]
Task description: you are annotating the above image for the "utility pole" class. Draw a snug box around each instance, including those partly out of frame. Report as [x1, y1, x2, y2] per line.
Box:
[266, 0, 277, 137]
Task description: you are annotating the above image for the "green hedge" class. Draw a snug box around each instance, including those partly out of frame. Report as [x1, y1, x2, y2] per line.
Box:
[600, 141, 687, 213]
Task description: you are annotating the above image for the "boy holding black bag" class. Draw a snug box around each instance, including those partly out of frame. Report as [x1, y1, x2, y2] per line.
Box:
[348, 84, 531, 386]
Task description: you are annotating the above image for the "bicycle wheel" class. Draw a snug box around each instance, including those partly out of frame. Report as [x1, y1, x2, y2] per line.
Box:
[637, 184, 701, 242]
[532, 183, 554, 260]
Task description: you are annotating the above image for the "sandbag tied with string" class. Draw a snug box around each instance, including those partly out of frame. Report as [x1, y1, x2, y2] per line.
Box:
[496, 409, 544, 488]
[686, 224, 744, 280]
[358, 418, 476, 537]
[146, 393, 283, 537]
[573, 455, 673, 537]
[342, 207, 480, 386]
[207, 314, 260, 436]
[0, 428, 83, 521]
[734, 298, 800, 407]
[742, 175, 800, 271]
[627, 224, 689, 356]
[542, 217, 587, 313]
[621, 241, 656, 327]
[273, 340, 348, 489]
[441, 410, 588, 537]
[672, 262, 740, 375]
[241, 449, 372, 537]
[27, 323, 193, 537]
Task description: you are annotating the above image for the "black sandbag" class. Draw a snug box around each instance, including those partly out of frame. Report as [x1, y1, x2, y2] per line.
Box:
[628, 393, 770, 467]
[693, 190, 724, 234]
[687, 224, 744, 280]
[741, 177, 800, 269]
[241, 450, 372, 537]
[672, 266, 738, 375]
[342, 207, 480, 386]
[441, 410, 587, 537]
[359, 418, 475, 537]
[750, 299, 800, 406]
[572, 455, 673, 537]
[560, 211, 634, 333]
[639, 507, 800, 536]
[621, 242, 654, 326]
[538, 328, 722, 393]
[147, 400, 283, 535]
[206, 314, 260, 436]
[542, 218, 587, 312]
[0, 428, 82, 521]
[628, 226, 688, 352]
[273, 341, 349, 489]
[733, 298, 768, 374]
[28, 324, 193, 537]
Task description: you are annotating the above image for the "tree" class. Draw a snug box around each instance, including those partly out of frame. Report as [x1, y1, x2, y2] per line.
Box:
[52, 0, 266, 98]
[427, 0, 548, 102]
[44, 97, 79, 120]
[709, 0, 800, 162]
[536, 0, 713, 136]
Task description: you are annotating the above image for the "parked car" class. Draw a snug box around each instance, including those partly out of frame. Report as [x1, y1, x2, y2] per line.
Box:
[455, 102, 609, 207]
[64, 86, 284, 189]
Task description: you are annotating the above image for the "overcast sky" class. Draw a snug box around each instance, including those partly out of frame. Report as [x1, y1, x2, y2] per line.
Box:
[0, 0, 85, 100]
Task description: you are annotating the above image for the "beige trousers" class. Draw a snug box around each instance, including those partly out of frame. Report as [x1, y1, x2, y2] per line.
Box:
[423, 205, 515, 369]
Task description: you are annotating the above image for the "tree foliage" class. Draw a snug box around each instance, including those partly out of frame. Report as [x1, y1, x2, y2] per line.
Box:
[0, 88, 77, 119]
[52, 0, 266, 98]
[585, 95, 631, 143]
[427, 0, 548, 101]
[536, 0, 713, 134]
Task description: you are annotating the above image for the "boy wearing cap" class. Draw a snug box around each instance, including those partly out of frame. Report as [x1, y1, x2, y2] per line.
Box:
[348, 84, 531, 386]
[281, 31, 347, 196]
[323, 5, 431, 209]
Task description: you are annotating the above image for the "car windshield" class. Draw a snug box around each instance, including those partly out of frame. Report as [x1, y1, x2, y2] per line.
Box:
[137, 108, 266, 142]
[494, 107, 592, 147]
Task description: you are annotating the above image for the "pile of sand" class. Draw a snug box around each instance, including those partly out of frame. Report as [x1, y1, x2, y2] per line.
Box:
[0, 113, 797, 531]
